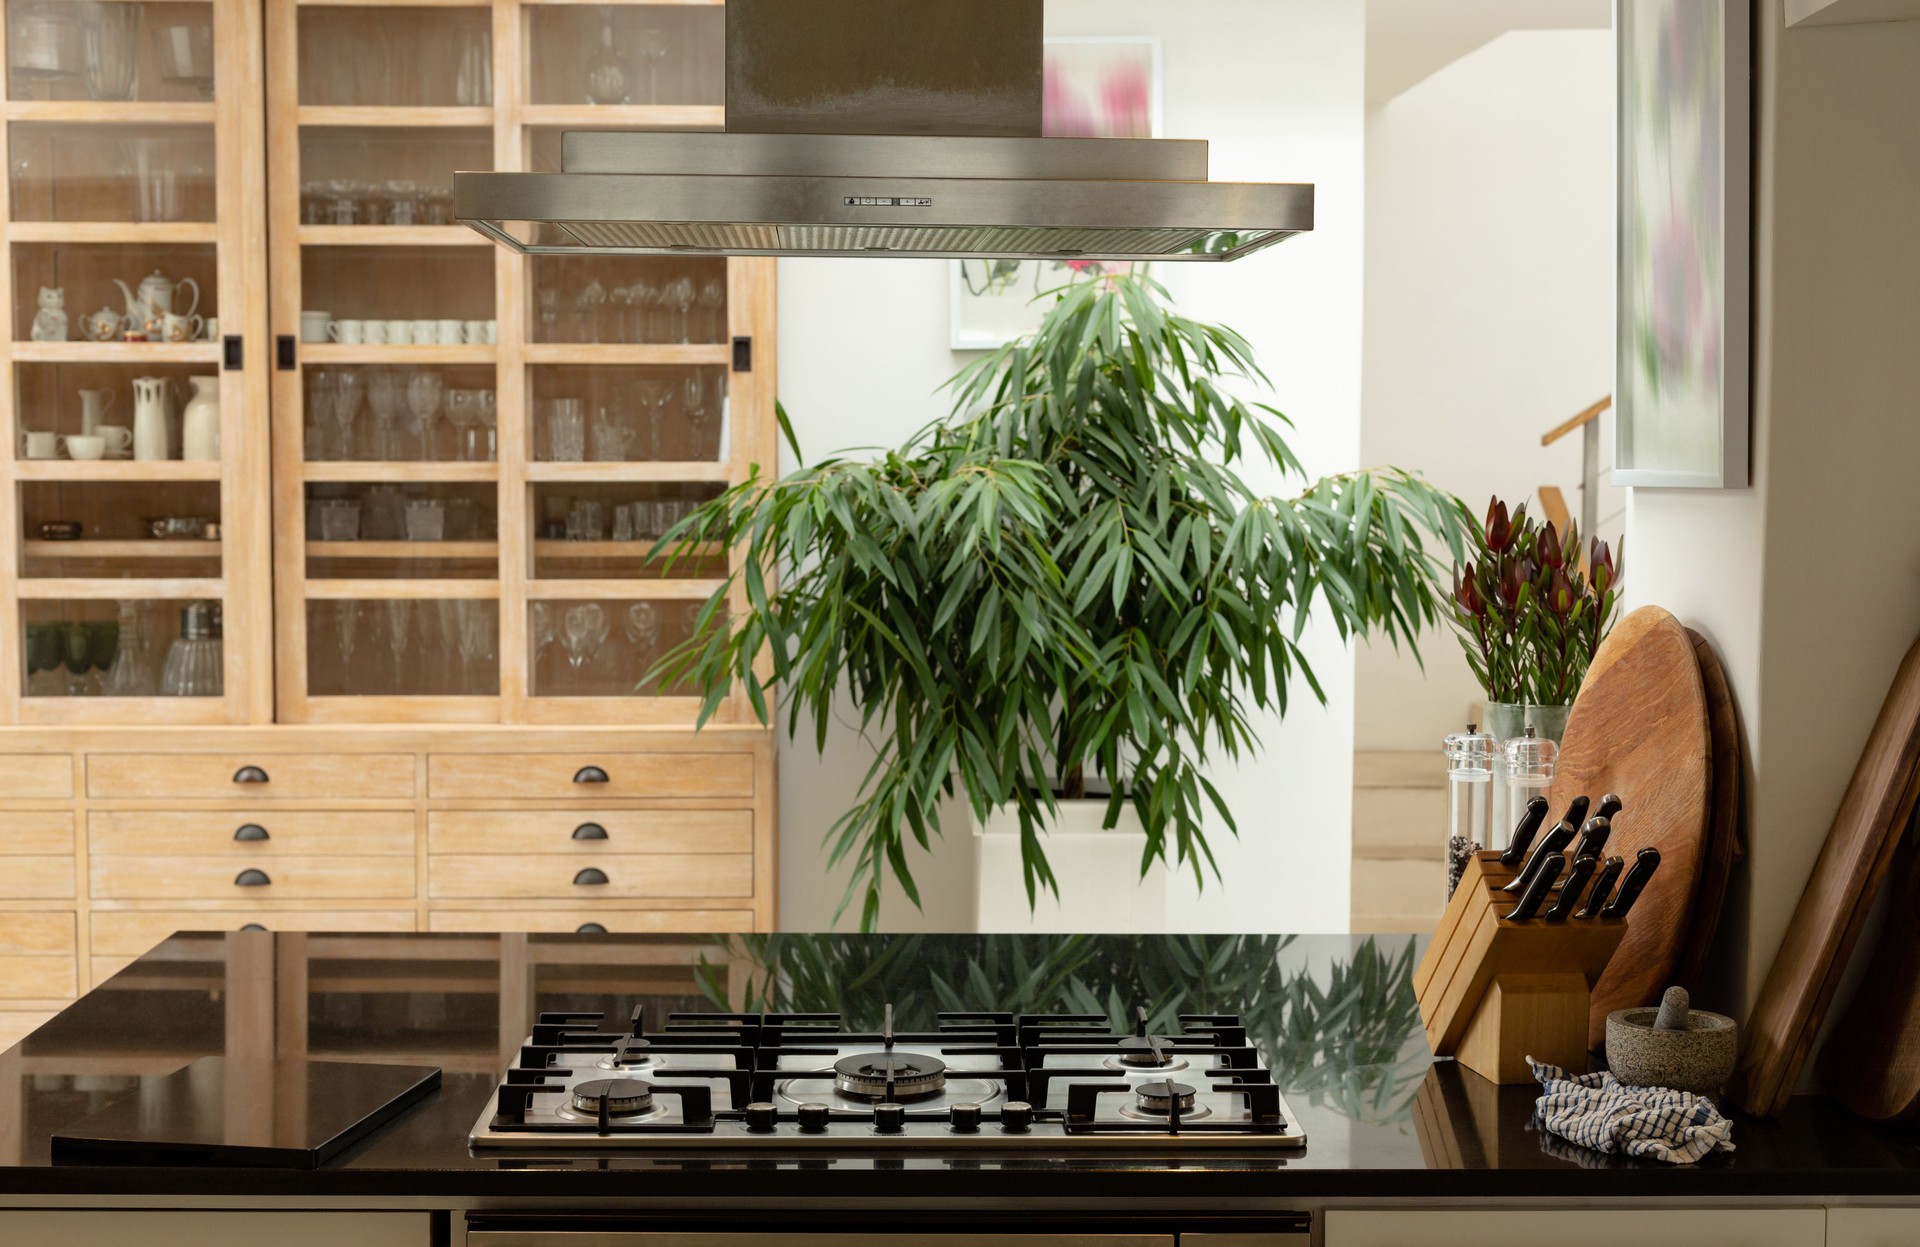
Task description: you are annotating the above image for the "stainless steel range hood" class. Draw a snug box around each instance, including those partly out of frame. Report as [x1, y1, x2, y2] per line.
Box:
[455, 0, 1313, 261]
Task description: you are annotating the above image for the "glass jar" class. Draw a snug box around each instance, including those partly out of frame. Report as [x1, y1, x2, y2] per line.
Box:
[160, 601, 223, 697]
[1442, 724, 1496, 900]
[1484, 701, 1573, 861]
[1502, 726, 1559, 851]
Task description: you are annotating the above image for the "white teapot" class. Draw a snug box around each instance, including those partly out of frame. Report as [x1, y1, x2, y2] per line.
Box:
[113, 270, 200, 337]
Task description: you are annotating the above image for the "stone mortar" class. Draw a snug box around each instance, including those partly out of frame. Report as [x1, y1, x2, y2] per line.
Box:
[1605, 1006, 1739, 1095]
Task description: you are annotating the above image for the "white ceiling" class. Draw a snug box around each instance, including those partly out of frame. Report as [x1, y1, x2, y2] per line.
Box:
[1367, 0, 1612, 103]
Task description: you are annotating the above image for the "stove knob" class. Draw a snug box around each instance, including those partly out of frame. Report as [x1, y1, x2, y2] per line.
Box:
[744, 1101, 779, 1134]
[949, 1102, 982, 1134]
[796, 1102, 831, 1134]
[873, 1102, 907, 1135]
[1000, 1101, 1033, 1134]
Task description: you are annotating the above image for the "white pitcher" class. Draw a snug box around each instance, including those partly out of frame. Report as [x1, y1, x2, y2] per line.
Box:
[78, 387, 114, 437]
[180, 376, 220, 461]
[132, 376, 173, 461]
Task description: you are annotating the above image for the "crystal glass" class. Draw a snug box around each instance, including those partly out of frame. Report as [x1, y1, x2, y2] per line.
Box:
[665, 275, 695, 343]
[624, 601, 659, 654]
[697, 274, 726, 341]
[446, 388, 481, 461]
[79, 2, 141, 102]
[476, 389, 497, 461]
[306, 368, 335, 460]
[531, 601, 556, 659]
[457, 600, 491, 687]
[452, 25, 491, 107]
[565, 499, 605, 542]
[319, 499, 361, 542]
[336, 599, 362, 682]
[159, 602, 222, 697]
[369, 369, 405, 460]
[362, 484, 405, 541]
[634, 26, 671, 104]
[683, 371, 712, 456]
[611, 505, 635, 543]
[547, 397, 586, 461]
[561, 602, 608, 670]
[633, 380, 672, 460]
[123, 134, 194, 222]
[405, 499, 446, 542]
[383, 598, 412, 689]
[405, 370, 445, 460]
[333, 368, 364, 461]
[583, 16, 631, 105]
[99, 600, 155, 696]
[589, 406, 631, 462]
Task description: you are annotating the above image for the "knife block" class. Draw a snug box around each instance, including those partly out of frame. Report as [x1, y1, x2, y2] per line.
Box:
[1415, 850, 1627, 1085]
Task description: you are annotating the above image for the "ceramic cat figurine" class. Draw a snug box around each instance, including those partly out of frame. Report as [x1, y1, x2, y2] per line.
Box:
[29, 286, 67, 343]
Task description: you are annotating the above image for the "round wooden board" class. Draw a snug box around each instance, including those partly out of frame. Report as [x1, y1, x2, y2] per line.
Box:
[1547, 606, 1712, 1049]
[1673, 627, 1742, 995]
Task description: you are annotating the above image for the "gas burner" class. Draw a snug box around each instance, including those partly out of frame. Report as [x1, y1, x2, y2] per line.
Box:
[832, 1052, 949, 1101]
[1111, 1034, 1187, 1070]
[596, 1037, 654, 1070]
[565, 1078, 655, 1118]
[1131, 1080, 1196, 1114]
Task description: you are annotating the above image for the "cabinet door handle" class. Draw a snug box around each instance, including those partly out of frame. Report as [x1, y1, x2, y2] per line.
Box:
[232, 765, 271, 784]
[572, 868, 609, 887]
[240, 923, 268, 932]
[575, 922, 608, 934]
[234, 869, 272, 887]
[233, 823, 270, 842]
[572, 765, 610, 785]
[571, 822, 608, 840]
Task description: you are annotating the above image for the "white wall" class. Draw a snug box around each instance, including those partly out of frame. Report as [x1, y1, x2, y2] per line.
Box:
[773, 0, 1369, 933]
[1354, 29, 1619, 754]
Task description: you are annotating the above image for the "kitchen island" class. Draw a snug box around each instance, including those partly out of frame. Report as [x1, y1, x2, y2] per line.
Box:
[0, 931, 1916, 1247]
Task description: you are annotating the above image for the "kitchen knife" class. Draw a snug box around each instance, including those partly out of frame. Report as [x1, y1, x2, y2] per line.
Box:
[1543, 854, 1600, 922]
[1601, 847, 1662, 920]
[1499, 796, 1552, 868]
[1501, 820, 1577, 893]
[1560, 794, 1592, 832]
[1505, 853, 1565, 921]
[1573, 815, 1613, 860]
[1578, 855, 1626, 918]
[1596, 793, 1624, 822]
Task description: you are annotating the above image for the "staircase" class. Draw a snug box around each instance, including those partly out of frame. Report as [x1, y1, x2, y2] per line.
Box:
[1350, 751, 1447, 933]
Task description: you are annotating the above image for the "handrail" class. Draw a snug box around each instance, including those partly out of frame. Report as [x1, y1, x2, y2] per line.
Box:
[1541, 395, 1613, 447]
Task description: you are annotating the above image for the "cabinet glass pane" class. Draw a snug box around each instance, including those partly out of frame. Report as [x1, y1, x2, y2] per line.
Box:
[296, 7, 491, 108]
[14, 242, 217, 342]
[10, 123, 215, 223]
[6, 1, 215, 104]
[530, 597, 721, 698]
[300, 246, 493, 328]
[528, 255, 725, 345]
[20, 480, 220, 577]
[525, 5, 721, 107]
[23, 597, 222, 698]
[305, 598, 499, 697]
[302, 365, 496, 462]
[16, 362, 223, 462]
[531, 481, 723, 580]
[297, 127, 490, 228]
[530, 365, 725, 463]
[304, 481, 497, 579]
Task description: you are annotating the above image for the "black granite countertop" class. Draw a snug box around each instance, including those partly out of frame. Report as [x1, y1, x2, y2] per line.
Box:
[1, 931, 1917, 1203]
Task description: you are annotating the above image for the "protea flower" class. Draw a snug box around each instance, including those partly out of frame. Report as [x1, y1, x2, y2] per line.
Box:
[1590, 539, 1615, 594]
[1548, 568, 1576, 616]
[1454, 563, 1485, 617]
[1538, 521, 1565, 569]
[1499, 557, 1529, 609]
[1484, 497, 1514, 552]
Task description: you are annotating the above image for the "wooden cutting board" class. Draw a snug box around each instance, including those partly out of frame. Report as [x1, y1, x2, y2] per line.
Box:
[1819, 827, 1920, 1120]
[1731, 631, 1920, 1118]
[1673, 628, 1744, 993]
[1547, 606, 1712, 1050]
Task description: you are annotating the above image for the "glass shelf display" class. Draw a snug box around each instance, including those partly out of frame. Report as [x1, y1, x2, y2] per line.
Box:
[523, 5, 720, 109]
[6, 0, 217, 105]
[10, 122, 217, 223]
[529, 597, 721, 699]
[305, 597, 499, 698]
[294, 6, 491, 109]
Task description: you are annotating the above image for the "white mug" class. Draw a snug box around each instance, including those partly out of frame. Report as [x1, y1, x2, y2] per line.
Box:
[330, 318, 366, 345]
[364, 320, 390, 345]
[19, 430, 61, 459]
[300, 310, 331, 343]
[162, 312, 202, 343]
[203, 316, 219, 341]
[65, 434, 106, 461]
[384, 319, 412, 345]
[463, 319, 488, 344]
[409, 319, 437, 346]
[96, 425, 133, 457]
[436, 318, 463, 345]
[482, 319, 498, 344]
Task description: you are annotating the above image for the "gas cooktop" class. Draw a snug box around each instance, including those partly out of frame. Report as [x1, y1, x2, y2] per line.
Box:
[472, 1004, 1305, 1150]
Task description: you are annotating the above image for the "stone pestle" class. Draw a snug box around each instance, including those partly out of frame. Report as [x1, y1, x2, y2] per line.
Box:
[1654, 985, 1690, 1031]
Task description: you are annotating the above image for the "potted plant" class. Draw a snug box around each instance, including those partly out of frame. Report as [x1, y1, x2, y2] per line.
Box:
[654, 275, 1472, 930]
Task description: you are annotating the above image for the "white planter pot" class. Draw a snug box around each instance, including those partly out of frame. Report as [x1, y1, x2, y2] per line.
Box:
[974, 799, 1168, 933]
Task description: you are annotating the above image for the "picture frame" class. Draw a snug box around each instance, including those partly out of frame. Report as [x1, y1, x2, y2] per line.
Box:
[949, 36, 1163, 352]
[1613, 0, 1751, 489]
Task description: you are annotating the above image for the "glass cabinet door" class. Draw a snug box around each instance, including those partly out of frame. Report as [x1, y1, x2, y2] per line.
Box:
[0, 0, 271, 724]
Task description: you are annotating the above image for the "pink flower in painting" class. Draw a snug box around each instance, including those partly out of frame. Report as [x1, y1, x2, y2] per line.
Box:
[1043, 57, 1095, 137]
[1099, 63, 1152, 139]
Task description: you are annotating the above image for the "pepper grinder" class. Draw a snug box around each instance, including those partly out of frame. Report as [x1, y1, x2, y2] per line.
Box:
[1442, 724, 1495, 900]
[1501, 726, 1558, 853]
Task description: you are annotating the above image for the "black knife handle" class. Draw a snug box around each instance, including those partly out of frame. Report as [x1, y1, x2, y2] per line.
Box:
[1602, 846, 1662, 919]
[1596, 793, 1624, 822]
[1574, 815, 1613, 860]
[1560, 795, 1592, 830]
[1506, 854, 1565, 920]
[1503, 822, 1577, 892]
[1500, 797, 1552, 867]
[1579, 855, 1626, 918]
[1544, 855, 1600, 922]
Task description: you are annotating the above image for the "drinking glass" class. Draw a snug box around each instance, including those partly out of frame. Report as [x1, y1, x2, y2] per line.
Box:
[666, 276, 696, 342]
[369, 369, 405, 459]
[697, 275, 727, 341]
[160, 602, 222, 697]
[458, 602, 491, 688]
[547, 398, 586, 461]
[336, 600, 362, 688]
[612, 505, 636, 542]
[319, 499, 361, 542]
[433, 599, 462, 692]
[683, 371, 713, 457]
[80, 2, 140, 100]
[405, 499, 446, 542]
[625, 601, 660, 655]
[333, 368, 365, 461]
[538, 288, 560, 340]
[634, 27, 671, 103]
[476, 389, 498, 461]
[583, 15, 631, 106]
[100, 600, 154, 696]
[306, 369, 336, 460]
[531, 601, 556, 659]
[383, 599, 412, 691]
[445, 388, 481, 461]
[453, 25, 491, 107]
[384, 179, 420, 226]
[574, 278, 606, 344]
[406, 371, 445, 460]
[633, 380, 672, 460]
[589, 406, 632, 462]
[60, 620, 91, 696]
[363, 484, 405, 541]
[566, 499, 606, 542]
[561, 602, 609, 671]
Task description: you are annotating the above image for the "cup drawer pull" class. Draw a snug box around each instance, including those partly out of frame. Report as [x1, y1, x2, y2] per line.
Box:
[233, 823, 270, 842]
[234, 868, 272, 887]
[576, 922, 608, 934]
[572, 867, 610, 886]
[571, 822, 609, 840]
[241, 923, 268, 932]
[572, 765, 610, 785]
[232, 765, 271, 784]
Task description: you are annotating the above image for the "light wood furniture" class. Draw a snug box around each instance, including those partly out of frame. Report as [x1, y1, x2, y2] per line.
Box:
[0, 0, 778, 1016]
[1325, 1209, 1827, 1247]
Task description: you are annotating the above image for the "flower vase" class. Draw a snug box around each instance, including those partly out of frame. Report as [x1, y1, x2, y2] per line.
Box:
[1485, 701, 1572, 851]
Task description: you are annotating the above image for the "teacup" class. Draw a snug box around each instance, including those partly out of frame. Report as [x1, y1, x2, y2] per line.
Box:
[436, 318, 463, 345]
[161, 312, 202, 343]
[384, 319, 411, 345]
[463, 319, 488, 344]
[329, 319, 366, 345]
[364, 320, 390, 345]
[19, 430, 61, 459]
[96, 425, 133, 458]
[300, 310, 331, 343]
[409, 319, 437, 346]
[65, 434, 106, 461]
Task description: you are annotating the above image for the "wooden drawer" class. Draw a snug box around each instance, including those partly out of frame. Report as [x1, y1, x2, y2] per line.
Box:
[428, 752, 753, 800]
[0, 955, 75, 999]
[0, 811, 74, 855]
[0, 1009, 54, 1050]
[91, 810, 415, 857]
[429, 809, 750, 855]
[0, 753, 72, 799]
[0, 912, 75, 956]
[0, 856, 76, 899]
[88, 753, 416, 801]
[92, 855, 416, 900]
[429, 853, 752, 899]
[92, 910, 417, 956]
[428, 909, 756, 933]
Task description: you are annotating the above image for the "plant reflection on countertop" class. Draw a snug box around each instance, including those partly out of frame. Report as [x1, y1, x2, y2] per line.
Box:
[697, 933, 1429, 1126]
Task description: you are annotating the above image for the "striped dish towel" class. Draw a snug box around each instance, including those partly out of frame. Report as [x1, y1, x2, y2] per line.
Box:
[1528, 1058, 1736, 1164]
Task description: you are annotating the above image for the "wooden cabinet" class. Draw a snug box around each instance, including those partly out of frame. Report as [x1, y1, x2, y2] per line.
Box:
[0, 1212, 430, 1247]
[1324, 1210, 1828, 1247]
[1827, 1209, 1920, 1246]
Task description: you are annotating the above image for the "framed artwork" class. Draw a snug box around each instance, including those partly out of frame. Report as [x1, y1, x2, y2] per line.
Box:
[949, 36, 1162, 351]
[1614, 0, 1751, 488]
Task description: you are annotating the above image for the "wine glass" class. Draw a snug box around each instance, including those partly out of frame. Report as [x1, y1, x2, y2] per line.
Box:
[63, 620, 96, 696]
[369, 369, 405, 460]
[634, 379, 673, 460]
[697, 274, 726, 341]
[583, 14, 631, 105]
[634, 27, 671, 104]
[333, 367, 364, 461]
[336, 600, 362, 693]
[683, 371, 711, 458]
[476, 388, 498, 461]
[383, 598, 412, 693]
[458, 601, 491, 689]
[305, 368, 335, 460]
[445, 388, 480, 462]
[405, 370, 445, 460]
[625, 601, 660, 658]
[666, 276, 696, 343]
[538, 287, 561, 341]
[574, 278, 606, 344]
[434, 599, 462, 692]
[562, 602, 609, 672]
[681, 602, 707, 637]
[531, 601, 556, 660]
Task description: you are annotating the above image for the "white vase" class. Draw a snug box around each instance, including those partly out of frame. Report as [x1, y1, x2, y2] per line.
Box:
[974, 798, 1168, 933]
[180, 375, 220, 461]
[131, 375, 172, 461]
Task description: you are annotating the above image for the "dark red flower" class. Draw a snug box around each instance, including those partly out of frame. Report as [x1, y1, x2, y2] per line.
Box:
[1590, 539, 1615, 593]
[1484, 497, 1514, 552]
[1538, 520, 1565, 569]
[1548, 568, 1576, 616]
[1454, 562, 1485, 617]
[1499, 557, 1528, 608]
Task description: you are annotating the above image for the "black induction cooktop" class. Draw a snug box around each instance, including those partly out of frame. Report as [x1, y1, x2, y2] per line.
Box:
[50, 1056, 440, 1169]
